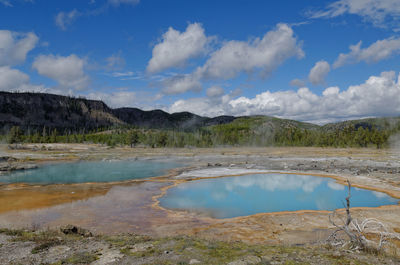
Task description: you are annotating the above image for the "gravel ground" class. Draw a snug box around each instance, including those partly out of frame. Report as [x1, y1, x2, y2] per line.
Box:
[1, 227, 400, 265]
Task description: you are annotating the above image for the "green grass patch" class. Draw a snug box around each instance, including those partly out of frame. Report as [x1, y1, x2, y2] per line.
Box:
[104, 234, 152, 247]
[1, 228, 399, 264]
[61, 252, 98, 264]
[0, 228, 69, 254]
[0, 228, 26, 237]
[31, 238, 61, 254]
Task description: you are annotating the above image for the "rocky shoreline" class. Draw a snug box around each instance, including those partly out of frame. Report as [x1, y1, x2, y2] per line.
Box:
[0, 156, 37, 174]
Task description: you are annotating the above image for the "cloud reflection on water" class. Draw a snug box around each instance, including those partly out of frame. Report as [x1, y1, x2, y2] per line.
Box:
[161, 173, 399, 218]
[225, 174, 324, 193]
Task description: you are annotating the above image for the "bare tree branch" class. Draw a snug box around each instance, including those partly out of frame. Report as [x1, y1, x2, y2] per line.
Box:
[326, 179, 400, 252]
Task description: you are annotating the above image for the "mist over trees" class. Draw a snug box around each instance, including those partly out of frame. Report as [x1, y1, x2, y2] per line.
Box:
[3, 117, 398, 149]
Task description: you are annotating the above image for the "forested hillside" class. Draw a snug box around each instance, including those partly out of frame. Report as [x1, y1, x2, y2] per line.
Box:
[1, 92, 400, 148]
[0, 92, 236, 132]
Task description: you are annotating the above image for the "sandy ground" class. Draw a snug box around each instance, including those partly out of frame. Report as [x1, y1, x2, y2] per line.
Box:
[0, 143, 400, 246]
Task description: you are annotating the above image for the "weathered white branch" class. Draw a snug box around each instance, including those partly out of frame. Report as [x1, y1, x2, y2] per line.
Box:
[326, 180, 400, 251]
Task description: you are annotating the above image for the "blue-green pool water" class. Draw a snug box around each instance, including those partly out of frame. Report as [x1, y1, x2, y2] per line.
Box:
[0, 160, 182, 184]
[160, 174, 399, 218]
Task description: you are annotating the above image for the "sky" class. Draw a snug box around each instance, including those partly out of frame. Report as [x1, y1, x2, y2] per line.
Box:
[1, 0, 400, 124]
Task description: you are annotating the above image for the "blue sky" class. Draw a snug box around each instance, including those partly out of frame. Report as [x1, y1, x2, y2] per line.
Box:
[1, 0, 400, 124]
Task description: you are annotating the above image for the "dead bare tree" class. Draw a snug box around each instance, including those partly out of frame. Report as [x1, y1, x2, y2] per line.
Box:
[327, 180, 400, 251]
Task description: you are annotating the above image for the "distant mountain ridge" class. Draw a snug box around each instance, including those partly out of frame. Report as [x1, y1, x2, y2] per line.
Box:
[112, 107, 235, 130]
[0, 92, 121, 132]
[0, 91, 399, 133]
[321, 117, 400, 132]
[0, 92, 236, 132]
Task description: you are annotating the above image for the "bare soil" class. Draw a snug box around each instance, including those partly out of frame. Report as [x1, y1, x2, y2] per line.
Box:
[1, 227, 400, 265]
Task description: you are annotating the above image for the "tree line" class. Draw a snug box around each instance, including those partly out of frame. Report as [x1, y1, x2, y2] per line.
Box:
[3, 122, 397, 149]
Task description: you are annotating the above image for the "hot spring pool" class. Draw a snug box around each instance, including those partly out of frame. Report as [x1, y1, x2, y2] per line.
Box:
[0, 160, 183, 184]
[159, 173, 399, 218]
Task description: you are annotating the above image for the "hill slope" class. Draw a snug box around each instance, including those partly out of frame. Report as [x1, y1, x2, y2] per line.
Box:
[322, 117, 400, 131]
[0, 92, 122, 132]
[1, 92, 399, 139]
[0, 92, 237, 132]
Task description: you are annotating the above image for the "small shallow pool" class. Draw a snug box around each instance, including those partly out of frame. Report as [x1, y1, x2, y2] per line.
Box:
[0, 160, 183, 184]
[160, 173, 399, 218]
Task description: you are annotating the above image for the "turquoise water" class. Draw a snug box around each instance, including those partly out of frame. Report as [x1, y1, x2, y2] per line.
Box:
[0, 160, 182, 184]
[160, 174, 399, 218]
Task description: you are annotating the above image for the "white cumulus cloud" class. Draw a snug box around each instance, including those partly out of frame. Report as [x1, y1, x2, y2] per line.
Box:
[169, 71, 400, 124]
[147, 23, 210, 73]
[161, 73, 202, 95]
[0, 66, 29, 91]
[0, 30, 38, 66]
[160, 23, 304, 95]
[88, 91, 137, 108]
[333, 37, 400, 68]
[32, 54, 89, 91]
[0, 66, 49, 93]
[206, 86, 224, 98]
[308, 60, 330, 85]
[290, 78, 306, 87]
[170, 97, 228, 118]
[197, 23, 304, 80]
